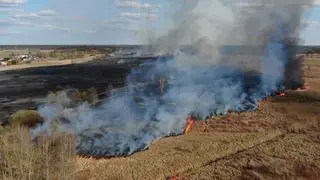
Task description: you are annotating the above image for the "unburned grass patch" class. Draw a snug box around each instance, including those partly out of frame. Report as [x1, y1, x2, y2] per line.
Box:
[271, 90, 320, 104]
[9, 110, 43, 128]
[182, 133, 320, 180]
[0, 126, 76, 180]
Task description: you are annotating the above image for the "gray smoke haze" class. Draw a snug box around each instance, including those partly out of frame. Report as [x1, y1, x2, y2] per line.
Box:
[33, 0, 314, 157]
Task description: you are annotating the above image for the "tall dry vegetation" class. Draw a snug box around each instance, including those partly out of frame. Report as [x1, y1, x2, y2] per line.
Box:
[0, 126, 76, 180]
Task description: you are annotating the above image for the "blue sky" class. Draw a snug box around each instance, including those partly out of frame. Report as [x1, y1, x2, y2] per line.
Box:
[0, 0, 319, 45]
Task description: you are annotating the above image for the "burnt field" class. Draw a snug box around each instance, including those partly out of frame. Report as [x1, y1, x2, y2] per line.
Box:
[0, 56, 156, 124]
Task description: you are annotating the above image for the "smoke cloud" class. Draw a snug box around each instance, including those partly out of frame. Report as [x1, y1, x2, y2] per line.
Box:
[33, 0, 314, 157]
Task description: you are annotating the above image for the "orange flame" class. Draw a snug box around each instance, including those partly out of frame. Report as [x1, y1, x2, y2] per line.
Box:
[184, 116, 194, 135]
[168, 176, 186, 180]
[297, 83, 311, 92]
[169, 176, 178, 180]
[276, 91, 286, 97]
[258, 101, 261, 109]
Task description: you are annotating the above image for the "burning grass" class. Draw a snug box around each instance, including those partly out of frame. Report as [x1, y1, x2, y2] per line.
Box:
[183, 116, 195, 135]
[0, 57, 319, 179]
[75, 57, 320, 179]
[0, 54, 319, 179]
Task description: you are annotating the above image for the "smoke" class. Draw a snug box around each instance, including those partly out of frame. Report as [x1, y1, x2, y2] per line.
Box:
[32, 0, 314, 157]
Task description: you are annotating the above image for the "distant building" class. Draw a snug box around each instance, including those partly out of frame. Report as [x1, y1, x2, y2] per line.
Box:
[0, 57, 11, 62]
[13, 54, 35, 63]
[0, 61, 8, 67]
[17, 54, 30, 60]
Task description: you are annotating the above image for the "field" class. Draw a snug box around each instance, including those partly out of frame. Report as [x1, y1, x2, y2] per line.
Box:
[76, 57, 320, 180]
[0, 46, 112, 72]
[0, 60, 132, 123]
[0, 47, 319, 179]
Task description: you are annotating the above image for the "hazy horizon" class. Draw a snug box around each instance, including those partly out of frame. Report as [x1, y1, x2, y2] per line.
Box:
[0, 0, 320, 45]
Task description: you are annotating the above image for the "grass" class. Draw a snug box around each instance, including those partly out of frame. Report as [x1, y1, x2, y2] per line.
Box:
[33, 49, 106, 60]
[78, 87, 99, 104]
[0, 126, 76, 180]
[182, 133, 320, 179]
[1, 57, 320, 180]
[47, 87, 99, 106]
[76, 57, 320, 179]
[0, 51, 12, 58]
[9, 110, 43, 128]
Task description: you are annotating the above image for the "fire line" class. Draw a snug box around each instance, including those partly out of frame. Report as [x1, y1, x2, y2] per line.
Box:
[184, 116, 194, 135]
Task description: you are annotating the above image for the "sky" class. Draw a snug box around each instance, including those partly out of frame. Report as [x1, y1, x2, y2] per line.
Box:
[0, 0, 320, 45]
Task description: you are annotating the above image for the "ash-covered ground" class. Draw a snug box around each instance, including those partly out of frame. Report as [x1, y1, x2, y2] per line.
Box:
[0, 47, 159, 124]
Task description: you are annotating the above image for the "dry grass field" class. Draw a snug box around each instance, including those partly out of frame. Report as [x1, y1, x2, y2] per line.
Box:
[76, 57, 320, 180]
[0, 57, 319, 180]
[0, 127, 76, 180]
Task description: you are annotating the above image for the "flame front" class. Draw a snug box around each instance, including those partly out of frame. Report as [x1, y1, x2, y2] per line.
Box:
[184, 117, 194, 135]
[168, 176, 186, 180]
[276, 90, 286, 97]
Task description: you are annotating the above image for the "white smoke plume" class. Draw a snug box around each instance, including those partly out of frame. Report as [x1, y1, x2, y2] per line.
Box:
[32, 0, 314, 157]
